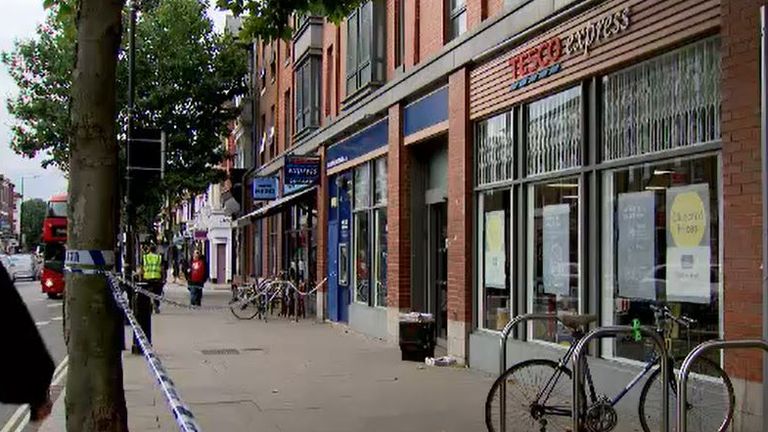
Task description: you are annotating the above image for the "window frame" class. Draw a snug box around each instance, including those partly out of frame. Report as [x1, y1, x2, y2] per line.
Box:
[446, 0, 467, 42]
[344, 0, 385, 100]
[351, 157, 388, 307]
[294, 56, 322, 135]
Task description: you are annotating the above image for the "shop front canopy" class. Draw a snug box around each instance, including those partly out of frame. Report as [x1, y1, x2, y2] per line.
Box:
[234, 186, 317, 228]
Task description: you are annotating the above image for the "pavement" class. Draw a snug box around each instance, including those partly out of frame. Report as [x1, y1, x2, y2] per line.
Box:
[37, 282, 494, 432]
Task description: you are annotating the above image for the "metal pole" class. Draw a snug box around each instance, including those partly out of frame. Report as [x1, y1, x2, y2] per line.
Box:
[759, 7, 768, 430]
[497, 313, 561, 432]
[19, 177, 23, 249]
[571, 326, 669, 432]
[678, 339, 768, 432]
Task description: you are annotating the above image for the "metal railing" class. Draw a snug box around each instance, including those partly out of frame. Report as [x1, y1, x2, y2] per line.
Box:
[571, 326, 670, 432]
[497, 313, 563, 432]
[677, 339, 768, 432]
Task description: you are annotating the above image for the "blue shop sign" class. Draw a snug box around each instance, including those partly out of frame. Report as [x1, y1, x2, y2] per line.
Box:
[284, 155, 320, 194]
[326, 118, 388, 170]
[252, 176, 278, 200]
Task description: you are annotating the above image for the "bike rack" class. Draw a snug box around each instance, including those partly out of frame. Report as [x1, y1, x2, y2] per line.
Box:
[497, 313, 562, 432]
[571, 326, 670, 432]
[677, 339, 768, 432]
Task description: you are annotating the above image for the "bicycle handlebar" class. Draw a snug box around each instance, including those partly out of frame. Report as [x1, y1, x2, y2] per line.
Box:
[650, 304, 696, 328]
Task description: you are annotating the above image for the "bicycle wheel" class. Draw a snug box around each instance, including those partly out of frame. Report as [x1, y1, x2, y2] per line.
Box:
[639, 357, 734, 432]
[230, 287, 259, 320]
[485, 359, 573, 432]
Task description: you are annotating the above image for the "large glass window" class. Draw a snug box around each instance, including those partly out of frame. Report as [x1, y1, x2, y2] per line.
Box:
[446, 0, 467, 41]
[374, 157, 388, 307]
[478, 189, 511, 330]
[602, 155, 720, 362]
[295, 56, 321, 134]
[476, 111, 514, 186]
[603, 38, 720, 161]
[353, 163, 371, 303]
[529, 179, 580, 344]
[352, 158, 388, 307]
[345, 1, 384, 97]
[527, 87, 582, 175]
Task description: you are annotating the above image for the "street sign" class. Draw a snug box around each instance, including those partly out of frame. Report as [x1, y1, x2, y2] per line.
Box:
[128, 128, 165, 175]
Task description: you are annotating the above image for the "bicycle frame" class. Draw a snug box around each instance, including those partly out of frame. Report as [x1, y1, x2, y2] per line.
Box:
[534, 337, 670, 418]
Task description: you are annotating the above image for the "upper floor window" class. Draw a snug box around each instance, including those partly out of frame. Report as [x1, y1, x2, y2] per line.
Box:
[295, 56, 321, 134]
[345, 1, 385, 98]
[447, 0, 467, 41]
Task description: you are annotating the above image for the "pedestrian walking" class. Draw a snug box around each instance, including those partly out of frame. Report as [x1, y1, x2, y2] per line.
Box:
[142, 243, 165, 313]
[187, 249, 208, 306]
[0, 261, 54, 422]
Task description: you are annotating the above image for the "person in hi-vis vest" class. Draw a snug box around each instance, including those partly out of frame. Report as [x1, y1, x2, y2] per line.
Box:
[141, 244, 166, 313]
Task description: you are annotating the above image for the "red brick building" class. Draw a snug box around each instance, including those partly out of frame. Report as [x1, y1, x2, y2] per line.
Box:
[0, 175, 18, 247]
[234, 1, 766, 427]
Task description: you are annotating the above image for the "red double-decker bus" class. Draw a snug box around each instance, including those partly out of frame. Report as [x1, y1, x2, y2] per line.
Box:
[41, 193, 67, 298]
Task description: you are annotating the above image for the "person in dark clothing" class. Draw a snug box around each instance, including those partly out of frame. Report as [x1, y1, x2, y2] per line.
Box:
[0, 261, 54, 422]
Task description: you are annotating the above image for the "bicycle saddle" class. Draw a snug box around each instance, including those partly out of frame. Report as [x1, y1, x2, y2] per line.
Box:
[558, 313, 597, 331]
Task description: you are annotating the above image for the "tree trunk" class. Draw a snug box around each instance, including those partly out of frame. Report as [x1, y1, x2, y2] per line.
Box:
[65, 0, 128, 430]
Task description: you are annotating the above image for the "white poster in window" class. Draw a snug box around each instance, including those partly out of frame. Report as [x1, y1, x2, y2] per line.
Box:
[617, 191, 656, 300]
[666, 184, 711, 304]
[543, 204, 570, 295]
[484, 210, 506, 289]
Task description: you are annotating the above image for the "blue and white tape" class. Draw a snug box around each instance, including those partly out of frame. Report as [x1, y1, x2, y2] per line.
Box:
[106, 275, 202, 432]
[64, 250, 115, 274]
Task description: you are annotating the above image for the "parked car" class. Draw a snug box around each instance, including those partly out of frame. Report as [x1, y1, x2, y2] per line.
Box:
[0, 255, 16, 282]
[9, 254, 38, 281]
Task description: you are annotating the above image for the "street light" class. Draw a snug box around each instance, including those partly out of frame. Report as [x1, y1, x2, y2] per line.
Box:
[18, 174, 41, 251]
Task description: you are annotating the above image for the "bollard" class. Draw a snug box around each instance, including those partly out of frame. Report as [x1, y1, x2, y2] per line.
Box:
[571, 326, 669, 432]
[496, 313, 562, 432]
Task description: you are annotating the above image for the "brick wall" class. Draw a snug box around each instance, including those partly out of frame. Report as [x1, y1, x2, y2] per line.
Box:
[486, 0, 505, 19]
[467, 0, 486, 30]
[387, 103, 411, 310]
[447, 67, 473, 332]
[322, 21, 341, 122]
[420, 0, 445, 60]
[278, 37, 293, 155]
[721, 0, 766, 382]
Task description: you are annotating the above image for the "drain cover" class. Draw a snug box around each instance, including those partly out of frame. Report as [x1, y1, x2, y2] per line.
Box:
[201, 348, 240, 355]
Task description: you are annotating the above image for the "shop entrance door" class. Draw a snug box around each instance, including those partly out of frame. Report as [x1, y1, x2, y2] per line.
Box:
[216, 243, 226, 283]
[428, 201, 448, 343]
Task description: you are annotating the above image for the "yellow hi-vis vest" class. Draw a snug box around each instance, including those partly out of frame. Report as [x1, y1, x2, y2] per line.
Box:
[143, 253, 162, 280]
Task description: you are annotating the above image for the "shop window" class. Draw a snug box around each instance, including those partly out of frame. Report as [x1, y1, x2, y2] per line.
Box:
[446, 0, 467, 41]
[353, 163, 371, 303]
[269, 216, 279, 275]
[352, 158, 388, 307]
[601, 155, 720, 363]
[526, 87, 582, 175]
[603, 38, 721, 161]
[528, 178, 580, 344]
[374, 158, 388, 307]
[476, 110, 514, 186]
[295, 56, 321, 134]
[478, 189, 511, 330]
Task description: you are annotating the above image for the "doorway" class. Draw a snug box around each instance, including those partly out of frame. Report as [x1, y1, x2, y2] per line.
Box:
[216, 243, 226, 283]
[428, 201, 448, 343]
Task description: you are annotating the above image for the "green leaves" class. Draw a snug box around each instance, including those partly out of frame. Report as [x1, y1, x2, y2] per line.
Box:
[216, 0, 364, 41]
[21, 199, 48, 250]
[4, 0, 247, 230]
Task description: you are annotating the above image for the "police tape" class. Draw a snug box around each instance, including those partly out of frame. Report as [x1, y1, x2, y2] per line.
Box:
[129, 283, 266, 312]
[105, 274, 203, 432]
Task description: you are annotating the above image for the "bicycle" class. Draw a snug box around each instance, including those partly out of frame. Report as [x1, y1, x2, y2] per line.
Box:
[230, 277, 272, 320]
[485, 304, 734, 432]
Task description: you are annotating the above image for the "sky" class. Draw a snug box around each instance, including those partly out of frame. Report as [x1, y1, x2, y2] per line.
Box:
[0, 0, 228, 203]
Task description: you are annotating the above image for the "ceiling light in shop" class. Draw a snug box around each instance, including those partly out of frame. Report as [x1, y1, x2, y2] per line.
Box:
[563, 195, 579, 200]
[645, 186, 666, 191]
[547, 183, 578, 188]
[653, 170, 675, 175]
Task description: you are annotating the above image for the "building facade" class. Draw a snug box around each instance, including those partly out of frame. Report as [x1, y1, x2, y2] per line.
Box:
[234, 0, 765, 427]
[0, 175, 18, 252]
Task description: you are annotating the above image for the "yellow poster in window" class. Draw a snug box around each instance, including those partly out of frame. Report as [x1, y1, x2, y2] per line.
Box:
[666, 184, 710, 304]
[484, 211, 506, 288]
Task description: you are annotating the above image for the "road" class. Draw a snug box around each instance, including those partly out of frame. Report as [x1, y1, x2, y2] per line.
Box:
[0, 279, 67, 432]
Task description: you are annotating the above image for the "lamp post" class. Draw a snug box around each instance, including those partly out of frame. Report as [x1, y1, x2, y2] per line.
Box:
[18, 174, 41, 251]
